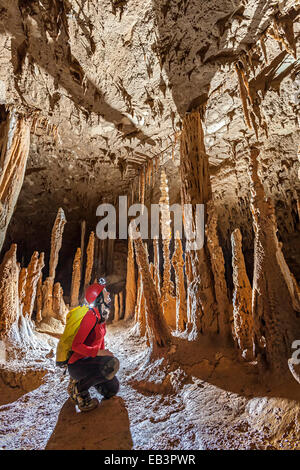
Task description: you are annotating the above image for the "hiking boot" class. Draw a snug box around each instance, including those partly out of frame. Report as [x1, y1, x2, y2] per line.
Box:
[68, 380, 98, 412]
[102, 357, 120, 380]
[67, 378, 78, 403]
[74, 388, 98, 412]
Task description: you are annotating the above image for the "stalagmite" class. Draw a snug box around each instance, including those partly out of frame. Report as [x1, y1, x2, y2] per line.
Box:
[23, 252, 45, 319]
[206, 201, 231, 336]
[0, 244, 19, 336]
[52, 282, 68, 323]
[119, 290, 124, 319]
[134, 234, 171, 353]
[159, 168, 176, 329]
[249, 146, 300, 374]
[70, 248, 81, 308]
[0, 111, 31, 252]
[171, 235, 187, 332]
[114, 294, 119, 322]
[180, 110, 218, 338]
[41, 208, 66, 319]
[18, 267, 27, 307]
[84, 231, 95, 292]
[231, 228, 254, 361]
[106, 238, 115, 274]
[124, 236, 136, 320]
[80, 220, 86, 276]
[153, 236, 161, 297]
[49, 208, 66, 279]
[35, 274, 43, 323]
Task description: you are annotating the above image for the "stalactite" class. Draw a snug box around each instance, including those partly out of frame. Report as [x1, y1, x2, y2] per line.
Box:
[0, 111, 31, 252]
[180, 110, 218, 339]
[124, 236, 136, 320]
[231, 228, 254, 361]
[235, 64, 252, 129]
[171, 236, 187, 332]
[134, 234, 171, 353]
[269, 17, 297, 59]
[0, 244, 19, 336]
[23, 252, 45, 319]
[84, 231, 95, 292]
[206, 201, 231, 337]
[70, 248, 81, 308]
[249, 146, 300, 375]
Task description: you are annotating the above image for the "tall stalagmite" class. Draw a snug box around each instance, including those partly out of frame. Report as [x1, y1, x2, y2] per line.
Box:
[41, 208, 66, 319]
[249, 146, 300, 374]
[231, 228, 254, 361]
[180, 111, 217, 338]
[23, 252, 45, 319]
[172, 235, 187, 332]
[0, 244, 19, 336]
[206, 201, 231, 337]
[124, 236, 136, 320]
[84, 231, 95, 292]
[159, 168, 176, 329]
[134, 235, 171, 353]
[0, 111, 31, 252]
[70, 248, 81, 308]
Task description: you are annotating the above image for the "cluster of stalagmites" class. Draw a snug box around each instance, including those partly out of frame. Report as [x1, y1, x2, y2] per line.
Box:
[0, 204, 98, 343]
[124, 110, 300, 377]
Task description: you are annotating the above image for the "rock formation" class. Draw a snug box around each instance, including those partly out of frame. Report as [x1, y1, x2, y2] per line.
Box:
[231, 228, 254, 361]
[0, 111, 31, 252]
[124, 236, 136, 320]
[83, 231, 95, 293]
[0, 244, 19, 336]
[134, 235, 171, 354]
[249, 147, 300, 374]
[23, 252, 45, 319]
[70, 248, 81, 308]
[171, 235, 187, 332]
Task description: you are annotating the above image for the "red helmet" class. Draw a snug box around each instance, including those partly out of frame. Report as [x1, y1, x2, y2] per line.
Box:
[85, 283, 105, 304]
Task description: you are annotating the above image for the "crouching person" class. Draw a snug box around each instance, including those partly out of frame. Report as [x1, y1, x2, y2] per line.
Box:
[66, 280, 120, 412]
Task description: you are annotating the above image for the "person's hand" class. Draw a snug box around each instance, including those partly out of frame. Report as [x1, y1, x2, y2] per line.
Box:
[97, 349, 114, 357]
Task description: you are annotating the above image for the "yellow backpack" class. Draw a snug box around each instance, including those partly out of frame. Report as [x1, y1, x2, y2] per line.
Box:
[56, 305, 97, 367]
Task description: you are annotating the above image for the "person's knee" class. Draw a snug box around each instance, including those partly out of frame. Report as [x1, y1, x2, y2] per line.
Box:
[101, 376, 119, 398]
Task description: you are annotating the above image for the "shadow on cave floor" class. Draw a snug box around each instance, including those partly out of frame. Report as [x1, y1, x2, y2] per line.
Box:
[0, 367, 47, 407]
[46, 396, 133, 450]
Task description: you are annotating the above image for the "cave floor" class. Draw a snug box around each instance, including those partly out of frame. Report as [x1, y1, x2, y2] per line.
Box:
[0, 320, 300, 450]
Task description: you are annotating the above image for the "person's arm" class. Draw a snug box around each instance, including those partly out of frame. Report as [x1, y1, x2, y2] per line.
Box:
[71, 312, 100, 358]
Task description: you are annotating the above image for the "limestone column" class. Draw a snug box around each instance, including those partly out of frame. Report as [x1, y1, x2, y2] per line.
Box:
[83, 231, 95, 292]
[172, 236, 187, 332]
[134, 235, 171, 354]
[70, 248, 81, 307]
[0, 111, 31, 252]
[231, 228, 254, 361]
[124, 236, 136, 319]
[0, 244, 19, 337]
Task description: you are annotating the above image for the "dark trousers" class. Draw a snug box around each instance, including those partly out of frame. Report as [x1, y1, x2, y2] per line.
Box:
[68, 356, 119, 398]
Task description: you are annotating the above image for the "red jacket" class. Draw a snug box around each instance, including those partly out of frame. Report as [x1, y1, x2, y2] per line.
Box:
[68, 308, 106, 364]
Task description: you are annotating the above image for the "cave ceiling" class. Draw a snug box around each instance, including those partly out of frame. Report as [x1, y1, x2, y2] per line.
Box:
[0, 0, 299, 256]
